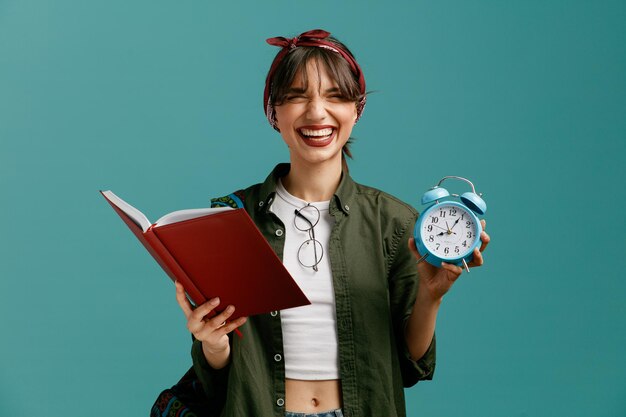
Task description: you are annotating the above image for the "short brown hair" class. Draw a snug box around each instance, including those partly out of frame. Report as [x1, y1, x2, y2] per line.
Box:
[269, 39, 363, 107]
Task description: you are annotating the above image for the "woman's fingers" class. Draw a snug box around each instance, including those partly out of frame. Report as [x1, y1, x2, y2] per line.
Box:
[440, 262, 463, 276]
[219, 316, 248, 336]
[207, 304, 236, 328]
[189, 297, 220, 321]
[197, 316, 248, 352]
[174, 283, 245, 355]
[185, 298, 218, 332]
[188, 302, 244, 338]
[175, 281, 194, 319]
[479, 232, 490, 252]
[195, 312, 248, 343]
[478, 219, 490, 253]
[468, 247, 484, 267]
[468, 220, 489, 267]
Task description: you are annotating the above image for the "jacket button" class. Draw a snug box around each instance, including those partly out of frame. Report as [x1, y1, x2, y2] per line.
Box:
[275, 229, 284, 237]
[270, 311, 278, 317]
[277, 398, 285, 407]
[274, 354, 282, 362]
[344, 204, 350, 211]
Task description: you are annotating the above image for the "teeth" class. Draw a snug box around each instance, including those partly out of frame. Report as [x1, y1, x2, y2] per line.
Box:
[300, 128, 333, 137]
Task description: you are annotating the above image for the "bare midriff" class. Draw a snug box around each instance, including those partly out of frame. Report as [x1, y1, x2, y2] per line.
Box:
[285, 379, 342, 413]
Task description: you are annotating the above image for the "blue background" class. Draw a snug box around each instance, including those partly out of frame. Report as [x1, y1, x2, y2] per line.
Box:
[1, 1, 625, 416]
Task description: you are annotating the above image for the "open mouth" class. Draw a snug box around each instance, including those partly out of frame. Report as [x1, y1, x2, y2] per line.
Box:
[297, 126, 336, 147]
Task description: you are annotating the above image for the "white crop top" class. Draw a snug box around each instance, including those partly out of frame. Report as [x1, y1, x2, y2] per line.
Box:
[270, 180, 340, 380]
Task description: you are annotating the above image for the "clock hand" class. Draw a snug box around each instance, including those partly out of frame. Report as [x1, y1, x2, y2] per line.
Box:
[445, 221, 456, 235]
[430, 223, 457, 235]
[450, 217, 461, 230]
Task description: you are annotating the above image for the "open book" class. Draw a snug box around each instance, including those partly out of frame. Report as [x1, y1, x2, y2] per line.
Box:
[101, 190, 310, 320]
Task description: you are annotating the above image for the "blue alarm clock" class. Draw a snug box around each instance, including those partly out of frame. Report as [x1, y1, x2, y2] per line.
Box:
[413, 176, 486, 272]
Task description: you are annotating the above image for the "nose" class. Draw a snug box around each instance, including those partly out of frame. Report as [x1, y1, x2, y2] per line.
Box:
[305, 97, 327, 121]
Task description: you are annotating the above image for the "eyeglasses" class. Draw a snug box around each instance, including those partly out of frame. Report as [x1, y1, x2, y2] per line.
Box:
[294, 204, 324, 272]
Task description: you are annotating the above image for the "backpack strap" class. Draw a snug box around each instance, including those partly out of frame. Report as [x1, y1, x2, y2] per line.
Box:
[210, 191, 245, 209]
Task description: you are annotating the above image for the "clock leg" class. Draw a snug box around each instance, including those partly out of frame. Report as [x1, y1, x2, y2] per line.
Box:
[462, 258, 470, 273]
[416, 252, 429, 264]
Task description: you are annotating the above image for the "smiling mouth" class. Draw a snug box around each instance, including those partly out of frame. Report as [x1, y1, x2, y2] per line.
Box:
[297, 127, 336, 146]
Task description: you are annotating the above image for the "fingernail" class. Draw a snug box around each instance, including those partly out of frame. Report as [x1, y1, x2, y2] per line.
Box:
[211, 297, 220, 305]
[226, 305, 235, 313]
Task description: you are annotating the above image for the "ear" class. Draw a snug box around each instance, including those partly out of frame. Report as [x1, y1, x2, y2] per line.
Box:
[271, 113, 281, 132]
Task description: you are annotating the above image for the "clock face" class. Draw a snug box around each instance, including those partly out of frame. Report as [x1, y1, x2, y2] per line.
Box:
[420, 203, 480, 260]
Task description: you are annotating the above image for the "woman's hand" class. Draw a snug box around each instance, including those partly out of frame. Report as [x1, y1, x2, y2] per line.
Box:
[175, 281, 247, 369]
[409, 219, 490, 303]
[404, 220, 490, 359]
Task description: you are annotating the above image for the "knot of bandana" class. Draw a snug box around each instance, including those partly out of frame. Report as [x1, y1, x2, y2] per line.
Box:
[266, 29, 332, 51]
[263, 29, 367, 131]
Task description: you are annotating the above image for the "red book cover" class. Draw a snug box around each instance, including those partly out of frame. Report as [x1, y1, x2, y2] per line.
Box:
[101, 190, 310, 320]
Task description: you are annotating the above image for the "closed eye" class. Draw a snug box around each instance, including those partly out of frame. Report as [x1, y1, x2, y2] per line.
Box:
[285, 94, 307, 103]
[327, 94, 349, 102]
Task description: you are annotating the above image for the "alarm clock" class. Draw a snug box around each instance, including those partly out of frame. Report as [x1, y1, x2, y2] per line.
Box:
[413, 176, 486, 272]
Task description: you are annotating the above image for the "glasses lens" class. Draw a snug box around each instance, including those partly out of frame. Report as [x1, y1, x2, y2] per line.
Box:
[294, 205, 320, 231]
[297, 238, 324, 268]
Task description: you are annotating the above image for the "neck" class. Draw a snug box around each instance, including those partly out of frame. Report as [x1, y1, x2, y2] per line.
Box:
[283, 159, 343, 202]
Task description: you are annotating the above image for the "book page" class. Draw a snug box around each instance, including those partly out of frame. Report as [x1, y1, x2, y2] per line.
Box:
[102, 190, 152, 232]
[154, 207, 233, 227]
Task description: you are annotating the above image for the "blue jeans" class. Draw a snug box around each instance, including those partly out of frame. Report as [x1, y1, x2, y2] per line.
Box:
[285, 410, 343, 417]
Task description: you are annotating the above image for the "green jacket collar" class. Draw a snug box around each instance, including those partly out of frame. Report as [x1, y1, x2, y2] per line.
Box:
[257, 163, 356, 217]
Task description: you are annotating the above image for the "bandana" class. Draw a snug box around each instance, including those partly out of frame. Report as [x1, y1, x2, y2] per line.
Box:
[264, 29, 367, 131]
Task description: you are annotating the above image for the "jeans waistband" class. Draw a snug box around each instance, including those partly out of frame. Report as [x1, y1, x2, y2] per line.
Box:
[285, 409, 343, 417]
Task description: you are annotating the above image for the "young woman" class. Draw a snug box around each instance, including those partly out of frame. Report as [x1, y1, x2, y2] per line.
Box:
[152, 29, 489, 417]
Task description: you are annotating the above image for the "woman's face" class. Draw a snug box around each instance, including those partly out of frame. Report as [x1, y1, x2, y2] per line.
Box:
[274, 59, 358, 169]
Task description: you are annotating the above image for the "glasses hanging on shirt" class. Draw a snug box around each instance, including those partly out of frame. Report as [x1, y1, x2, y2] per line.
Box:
[294, 204, 324, 272]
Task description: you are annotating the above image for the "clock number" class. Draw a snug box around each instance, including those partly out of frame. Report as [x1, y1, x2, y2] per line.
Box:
[444, 247, 450, 254]
[466, 221, 471, 228]
[449, 208, 457, 216]
[431, 217, 439, 224]
[455, 246, 460, 254]
[428, 235, 434, 242]
[439, 210, 446, 218]
[467, 231, 473, 238]
[435, 243, 440, 250]
[427, 225, 433, 232]
[462, 240, 467, 247]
